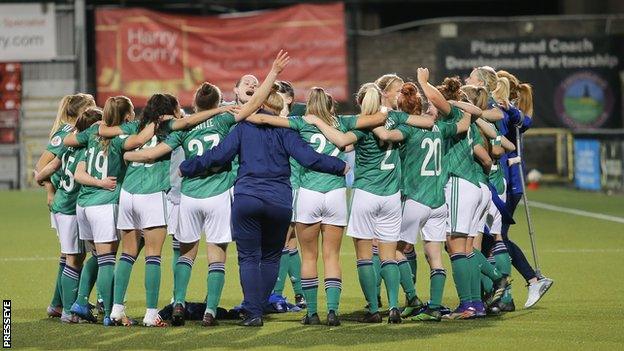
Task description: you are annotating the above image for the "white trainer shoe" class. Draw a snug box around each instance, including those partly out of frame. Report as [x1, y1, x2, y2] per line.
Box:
[524, 277, 554, 308]
[60, 311, 79, 323]
[110, 303, 127, 322]
[143, 309, 167, 327]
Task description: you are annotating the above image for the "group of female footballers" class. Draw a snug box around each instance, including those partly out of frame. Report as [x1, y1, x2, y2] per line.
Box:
[36, 50, 553, 328]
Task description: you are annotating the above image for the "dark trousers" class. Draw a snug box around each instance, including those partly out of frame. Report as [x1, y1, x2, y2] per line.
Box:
[482, 193, 537, 282]
[232, 194, 292, 318]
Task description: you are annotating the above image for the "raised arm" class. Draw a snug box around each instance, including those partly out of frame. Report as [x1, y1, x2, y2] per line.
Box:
[305, 115, 358, 149]
[35, 157, 62, 185]
[74, 161, 117, 191]
[282, 129, 347, 176]
[417, 67, 451, 116]
[179, 124, 241, 177]
[124, 143, 173, 163]
[234, 50, 290, 122]
[123, 123, 156, 151]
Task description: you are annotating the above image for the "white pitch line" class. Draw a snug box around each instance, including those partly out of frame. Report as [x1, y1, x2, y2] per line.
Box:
[524, 201, 624, 224]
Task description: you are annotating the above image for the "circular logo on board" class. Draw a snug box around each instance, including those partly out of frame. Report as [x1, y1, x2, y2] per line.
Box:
[554, 72, 614, 128]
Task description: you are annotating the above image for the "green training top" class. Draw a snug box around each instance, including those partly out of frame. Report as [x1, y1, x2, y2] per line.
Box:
[398, 121, 457, 208]
[288, 116, 358, 193]
[76, 125, 127, 207]
[120, 121, 171, 194]
[164, 113, 237, 199]
[350, 110, 408, 196]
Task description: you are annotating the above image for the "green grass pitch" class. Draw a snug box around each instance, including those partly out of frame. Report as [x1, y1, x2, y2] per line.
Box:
[1, 187, 623, 350]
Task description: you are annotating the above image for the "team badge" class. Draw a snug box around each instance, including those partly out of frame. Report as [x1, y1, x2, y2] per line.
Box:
[51, 136, 62, 147]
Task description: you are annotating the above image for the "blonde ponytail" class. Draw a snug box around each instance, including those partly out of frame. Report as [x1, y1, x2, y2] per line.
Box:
[49, 93, 95, 138]
[356, 83, 381, 116]
[461, 85, 489, 110]
[306, 87, 337, 128]
[492, 77, 510, 108]
[474, 66, 498, 93]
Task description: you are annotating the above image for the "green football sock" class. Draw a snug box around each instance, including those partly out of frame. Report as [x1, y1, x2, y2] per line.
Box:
[75, 255, 98, 306]
[273, 249, 289, 295]
[301, 277, 318, 316]
[404, 249, 417, 283]
[113, 253, 136, 304]
[492, 241, 512, 277]
[172, 239, 180, 276]
[481, 274, 494, 294]
[372, 251, 382, 298]
[467, 252, 482, 301]
[288, 249, 304, 296]
[145, 256, 162, 309]
[96, 253, 116, 317]
[324, 278, 342, 313]
[173, 256, 194, 304]
[429, 269, 446, 309]
[501, 284, 514, 303]
[51, 256, 65, 307]
[450, 254, 471, 303]
[205, 262, 225, 317]
[398, 260, 416, 300]
[380, 260, 400, 309]
[473, 248, 502, 281]
[61, 265, 81, 314]
[357, 259, 378, 313]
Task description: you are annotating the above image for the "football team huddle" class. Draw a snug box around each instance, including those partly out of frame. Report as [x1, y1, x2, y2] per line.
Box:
[36, 50, 553, 328]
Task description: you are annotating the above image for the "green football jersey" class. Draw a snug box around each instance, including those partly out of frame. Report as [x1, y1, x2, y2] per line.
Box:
[471, 126, 488, 184]
[164, 113, 237, 198]
[289, 103, 307, 117]
[288, 116, 358, 193]
[51, 145, 83, 215]
[442, 106, 480, 187]
[120, 121, 171, 194]
[47, 123, 74, 188]
[76, 129, 127, 207]
[350, 110, 408, 196]
[488, 128, 506, 194]
[398, 121, 457, 208]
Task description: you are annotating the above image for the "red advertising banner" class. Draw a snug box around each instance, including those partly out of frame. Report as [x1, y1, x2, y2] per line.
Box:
[95, 3, 348, 107]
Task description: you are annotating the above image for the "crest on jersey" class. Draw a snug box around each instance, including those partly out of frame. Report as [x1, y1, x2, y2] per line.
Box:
[51, 136, 62, 147]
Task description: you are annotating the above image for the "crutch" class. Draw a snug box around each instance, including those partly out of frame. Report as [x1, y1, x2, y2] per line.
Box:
[515, 126, 542, 277]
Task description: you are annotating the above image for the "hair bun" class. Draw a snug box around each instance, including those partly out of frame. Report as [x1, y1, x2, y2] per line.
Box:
[400, 82, 418, 97]
[444, 76, 462, 94]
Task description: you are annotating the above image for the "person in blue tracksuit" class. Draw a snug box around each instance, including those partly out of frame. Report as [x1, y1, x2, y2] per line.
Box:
[484, 71, 553, 310]
[179, 86, 348, 326]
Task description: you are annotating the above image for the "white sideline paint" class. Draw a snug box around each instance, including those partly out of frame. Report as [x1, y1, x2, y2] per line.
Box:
[523, 201, 624, 224]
